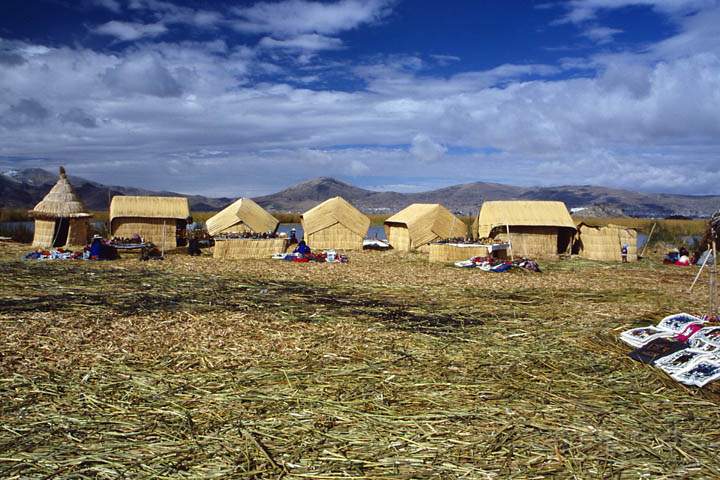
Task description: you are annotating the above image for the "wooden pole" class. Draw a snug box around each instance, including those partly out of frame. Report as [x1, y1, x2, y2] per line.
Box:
[711, 240, 717, 318]
[640, 222, 657, 258]
[506, 224, 514, 261]
[689, 248, 712, 293]
[161, 220, 166, 258]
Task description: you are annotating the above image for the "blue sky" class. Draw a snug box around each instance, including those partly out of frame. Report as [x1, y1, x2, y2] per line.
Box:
[0, 0, 719, 196]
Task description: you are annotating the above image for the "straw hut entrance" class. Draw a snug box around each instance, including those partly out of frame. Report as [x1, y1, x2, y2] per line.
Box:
[206, 198, 278, 236]
[384, 203, 468, 251]
[110, 196, 190, 251]
[575, 223, 638, 262]
[301, 196, 370, 251]
[473, 201, 576, 257]
[29, 167, 92, 248]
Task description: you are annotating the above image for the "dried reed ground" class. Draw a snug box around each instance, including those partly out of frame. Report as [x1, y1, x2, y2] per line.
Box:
[1, 242, 719, 479]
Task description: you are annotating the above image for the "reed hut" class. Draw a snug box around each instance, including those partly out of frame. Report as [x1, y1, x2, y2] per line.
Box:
[206, 198, 278, 236]
[110, 196, 190, 250]
[301, 196, 370, 251]
[575, 222, 638, 262]
[29, 166, 92, 248]
[473, 201, 576, 257]
[384, 203, 467, 251]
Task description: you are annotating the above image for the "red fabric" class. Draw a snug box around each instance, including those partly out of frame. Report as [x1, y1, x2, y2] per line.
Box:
[675, 323, 704, 342]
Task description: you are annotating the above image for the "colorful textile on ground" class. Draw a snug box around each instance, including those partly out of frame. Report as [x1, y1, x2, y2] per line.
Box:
[453, 256, 541, 273]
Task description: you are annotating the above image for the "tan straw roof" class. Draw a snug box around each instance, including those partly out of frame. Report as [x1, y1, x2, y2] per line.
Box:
[29, 166, 91, 219]
[385, 203, 467, 247]
[475, 200, 576, 238]
[109, 195, 190, 221]
[205, 197, 279, 236]
[301, 196, 370, 237]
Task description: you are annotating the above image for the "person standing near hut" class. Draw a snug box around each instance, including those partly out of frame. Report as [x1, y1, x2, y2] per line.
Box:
[186, 216, 201, 256]
[621, 244, 629, 263]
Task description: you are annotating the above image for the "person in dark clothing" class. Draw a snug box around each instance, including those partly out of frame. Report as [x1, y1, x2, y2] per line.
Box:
[293, 240, 311, 256]
[186, 216, 202, 256]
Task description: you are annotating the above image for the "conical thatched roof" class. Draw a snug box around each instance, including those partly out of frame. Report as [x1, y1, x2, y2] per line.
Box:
[29, 167, 91, 219]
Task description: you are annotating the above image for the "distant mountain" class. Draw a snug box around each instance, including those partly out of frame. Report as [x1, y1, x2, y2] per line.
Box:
[2, 168, 719, 217]
[1, 168, 233, 212]
[255, 177, 720, 217]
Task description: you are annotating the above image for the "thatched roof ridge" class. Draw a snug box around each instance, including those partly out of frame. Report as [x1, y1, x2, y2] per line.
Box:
[476, 200, 576, 238]
[385, 203, 467, 247]
[301, 196, 370, 237]
[206, 198, 279, 236]
[29, 166, 91, 219]
[110, 196, 190, 221]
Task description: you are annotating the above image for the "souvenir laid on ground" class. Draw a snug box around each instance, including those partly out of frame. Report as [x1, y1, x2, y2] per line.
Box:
[620, 313, 704, 348]
[688, 326, 720, 353]
[272, 250, 349, 263]
[453, 256, 541, 273]
[671, 359, 720, 387]
[654, 349, 711, 376]
[621, 314, 720, 387]
[628, 338, 687, 364]
[23, 248, 83, 261]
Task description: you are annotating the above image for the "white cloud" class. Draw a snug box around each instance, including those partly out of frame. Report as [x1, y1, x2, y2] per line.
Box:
[231, 0, 393, 36]
[94, 21, 168, 41]
[410, 134, 446, 163]
[92, 0, 122, 13]
[1, 2, 720, 196]
[555, 0, 717, 24]
[259, 34, 344, 51]
[582, 26, 623, 43]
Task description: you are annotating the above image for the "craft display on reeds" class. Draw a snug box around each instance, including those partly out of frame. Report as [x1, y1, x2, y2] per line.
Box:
[620, 313, 720, 387]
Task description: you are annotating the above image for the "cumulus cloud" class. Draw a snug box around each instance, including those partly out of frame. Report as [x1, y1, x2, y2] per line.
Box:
[102, 53, 183, 97]
[1, 2, 720, 196]
[94, 21, 168, 41]
[410, 134, 447, 162]
[231, 0, 394, 36]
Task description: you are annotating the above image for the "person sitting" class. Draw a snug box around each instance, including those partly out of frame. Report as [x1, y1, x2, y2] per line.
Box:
[293, 240, 311, 256]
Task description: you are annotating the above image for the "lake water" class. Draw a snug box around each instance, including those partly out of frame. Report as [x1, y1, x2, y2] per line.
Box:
[278, 223, 387, 240]
[0, 221, 389, 240]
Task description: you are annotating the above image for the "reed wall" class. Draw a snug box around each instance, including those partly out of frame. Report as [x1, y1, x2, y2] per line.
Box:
[213, 238, 288, 259]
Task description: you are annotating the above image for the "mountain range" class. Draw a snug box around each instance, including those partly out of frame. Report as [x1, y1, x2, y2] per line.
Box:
[2, 168, 719, 218]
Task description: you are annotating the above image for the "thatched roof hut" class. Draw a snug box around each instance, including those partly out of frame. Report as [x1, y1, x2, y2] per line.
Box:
[473, 200, 576, 257]
[110, 196, 190, 250]
[384, 203, 467, 251]
[29, 167, 92, 248]
[301, 196, 370, 251]
[575, 222, 638, 262]
[206, 198, 278, 236]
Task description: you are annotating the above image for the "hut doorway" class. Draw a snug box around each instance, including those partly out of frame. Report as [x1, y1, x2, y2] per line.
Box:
[557, 228, 574, 254]
[52, 218, 69, 247]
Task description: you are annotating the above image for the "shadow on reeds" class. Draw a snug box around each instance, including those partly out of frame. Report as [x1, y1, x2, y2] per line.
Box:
[0, 261, 484, 335]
